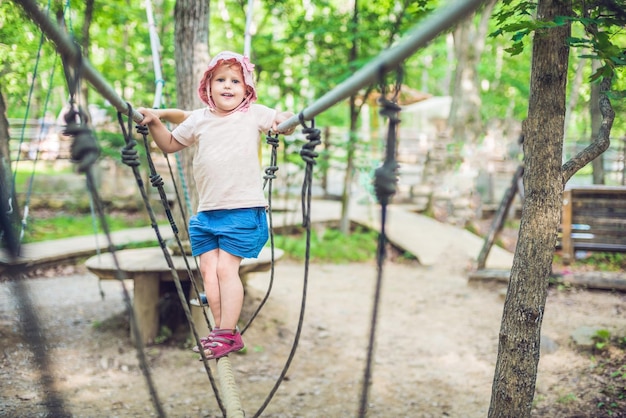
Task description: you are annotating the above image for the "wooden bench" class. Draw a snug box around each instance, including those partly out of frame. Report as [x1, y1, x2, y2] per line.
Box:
[560, 186, 626, 264]
[85, 246, 283, 345]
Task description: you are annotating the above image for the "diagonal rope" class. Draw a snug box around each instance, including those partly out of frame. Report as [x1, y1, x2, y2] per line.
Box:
[133, 123, 211, 333]
[65, 107, 167, 417]
[117, 110, 226, 416]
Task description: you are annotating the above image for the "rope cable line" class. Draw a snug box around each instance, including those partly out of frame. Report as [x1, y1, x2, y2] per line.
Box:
[358, 68, 403, 417]
[251, 118, 321, 418]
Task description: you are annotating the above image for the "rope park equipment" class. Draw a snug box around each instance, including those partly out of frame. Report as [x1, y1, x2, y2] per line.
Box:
[8, 0, 488, 416]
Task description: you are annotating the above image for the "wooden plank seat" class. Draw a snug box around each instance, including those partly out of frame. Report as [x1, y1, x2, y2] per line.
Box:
[559, 186, 626, 264]
[85, 246, 283, 345]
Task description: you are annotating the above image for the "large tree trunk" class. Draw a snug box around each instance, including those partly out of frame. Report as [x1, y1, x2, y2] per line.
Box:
[488, 1, 571, 417]
[173, 0, 209, 225]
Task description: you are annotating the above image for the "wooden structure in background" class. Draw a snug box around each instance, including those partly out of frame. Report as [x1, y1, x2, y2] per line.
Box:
[559, 186, 626, 264]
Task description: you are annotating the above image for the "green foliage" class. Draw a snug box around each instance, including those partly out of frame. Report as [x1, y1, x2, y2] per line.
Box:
[491, 0, 626, 82]
[23, 213, 149, 243]
[590, 329, 626, 415]
[155, 325, 173, 345]
[3, 0, 624, 198]
[274, 225, 379, 263]
[578, 252, 626, 272]
[556, 393, 578, 404]
[593, 329, 612, 351]
[12, 163, 73, 189]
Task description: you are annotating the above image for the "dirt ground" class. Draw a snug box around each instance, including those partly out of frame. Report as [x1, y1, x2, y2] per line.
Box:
[1, 248, 626, 418]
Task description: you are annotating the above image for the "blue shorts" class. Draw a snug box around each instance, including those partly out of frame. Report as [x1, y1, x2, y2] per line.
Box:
[189, 207, 269, 259]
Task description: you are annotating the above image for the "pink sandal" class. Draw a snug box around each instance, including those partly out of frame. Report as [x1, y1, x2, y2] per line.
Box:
[192, 327, 220, 353]
[197, 329, 244, 360]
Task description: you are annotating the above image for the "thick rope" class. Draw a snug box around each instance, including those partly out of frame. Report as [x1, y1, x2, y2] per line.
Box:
[252, 117, 319, 418]
[358, 71, 402, 417]
[132, 123, 211, 335]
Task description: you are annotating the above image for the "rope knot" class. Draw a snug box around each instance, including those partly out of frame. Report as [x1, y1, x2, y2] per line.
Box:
[378, 98, 402, 123]
[299, 114, 321, 165]
[263, 132, 281, 188]
[66, 122, 100, 173]
[265, 132, 280, 148]
[373, 162, 398, 205]
[150, 173, 164, 188]
[121, 140, 141, 167]
[264, 165, 279, 181]
[135, 124, 149, 136]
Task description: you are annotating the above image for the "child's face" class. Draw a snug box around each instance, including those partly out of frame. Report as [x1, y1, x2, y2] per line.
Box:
[208, 63, 246, 114]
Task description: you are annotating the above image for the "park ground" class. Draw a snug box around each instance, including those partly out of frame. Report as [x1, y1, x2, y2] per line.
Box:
[1, 242, 625, 417]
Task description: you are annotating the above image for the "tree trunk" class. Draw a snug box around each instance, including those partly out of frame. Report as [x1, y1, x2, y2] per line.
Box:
[79, 0, 94, 117]
[590, 60, 604, 184]
[0, 88, 20, 255]
[340, 99, 358, 234]
[448, 0, 497, 146]
[339, 0, 359, 235]
[0, 90, 10, 160]
[173, 0, 209, 225]
[488, 1, 571, 417]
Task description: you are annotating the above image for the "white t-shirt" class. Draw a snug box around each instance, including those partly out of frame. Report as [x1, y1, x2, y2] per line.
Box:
[172, 104, 277, 212]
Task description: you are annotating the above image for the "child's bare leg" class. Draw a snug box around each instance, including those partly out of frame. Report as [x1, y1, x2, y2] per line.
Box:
[215, 250, 244, 331]
[200, 249, 221, 327]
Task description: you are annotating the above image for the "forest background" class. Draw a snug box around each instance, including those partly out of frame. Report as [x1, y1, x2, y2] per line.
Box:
[2, 0, 624, 186]
[1, 1, 626, 417]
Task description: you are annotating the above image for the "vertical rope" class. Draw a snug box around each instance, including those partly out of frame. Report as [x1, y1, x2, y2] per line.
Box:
[358, 68, 402, 417]
[241, 131, 280, 334]
[252, 118, 319, 418]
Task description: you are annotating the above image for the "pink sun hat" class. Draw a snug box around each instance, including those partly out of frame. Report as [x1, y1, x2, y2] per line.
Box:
[198, 51, 258, 113]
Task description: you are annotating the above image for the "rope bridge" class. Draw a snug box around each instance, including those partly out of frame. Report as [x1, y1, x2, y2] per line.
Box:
[5, 0, 487, 416]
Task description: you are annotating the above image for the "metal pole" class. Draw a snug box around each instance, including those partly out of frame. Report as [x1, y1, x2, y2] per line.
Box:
[13, 0, 146, 123]
[276, 0, 486, 132]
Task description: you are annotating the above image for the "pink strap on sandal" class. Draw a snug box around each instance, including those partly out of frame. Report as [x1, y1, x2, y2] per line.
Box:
[197, 329, 244, 360]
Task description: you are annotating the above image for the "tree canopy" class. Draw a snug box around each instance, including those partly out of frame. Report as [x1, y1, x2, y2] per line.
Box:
[2, 0, 622, 142]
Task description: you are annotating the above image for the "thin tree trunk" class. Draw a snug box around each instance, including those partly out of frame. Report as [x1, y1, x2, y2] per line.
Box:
[488, 1, 571, 416]
[563, 53, 585, 138]
[339, 0, 359, 235]
[173, 0, 209, 227]
[448, 0, 497, 145]
[0, 90, 10, 160]
[80, 0, 94, 118]
[590, 59, 604, 184]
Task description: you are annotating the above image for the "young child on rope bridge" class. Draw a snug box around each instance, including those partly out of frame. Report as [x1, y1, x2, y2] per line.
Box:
[138, 51, 294, 360]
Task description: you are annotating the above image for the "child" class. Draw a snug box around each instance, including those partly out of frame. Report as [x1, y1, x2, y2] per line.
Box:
[138, 51, 294, 360]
